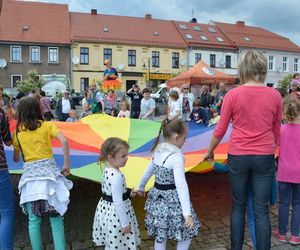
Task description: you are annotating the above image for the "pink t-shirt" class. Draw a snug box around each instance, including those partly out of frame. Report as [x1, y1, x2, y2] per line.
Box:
[277, 124, 300, 183]
[213, 85, 282, 155]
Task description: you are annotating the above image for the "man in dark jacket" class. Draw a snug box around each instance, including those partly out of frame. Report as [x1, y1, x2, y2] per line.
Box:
[55, 89, 75, 121]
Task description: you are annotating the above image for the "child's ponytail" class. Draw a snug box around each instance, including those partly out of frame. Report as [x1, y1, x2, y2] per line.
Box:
[151, 118, 169, 152]
[283, 96, 300, 123]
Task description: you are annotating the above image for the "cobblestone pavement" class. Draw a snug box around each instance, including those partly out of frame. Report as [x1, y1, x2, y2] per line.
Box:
[12, 173, 299, 250]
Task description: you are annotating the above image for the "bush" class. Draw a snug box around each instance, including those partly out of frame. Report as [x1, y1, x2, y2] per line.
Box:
[278, 74, 293, 92]
[16, 70, 44, 94]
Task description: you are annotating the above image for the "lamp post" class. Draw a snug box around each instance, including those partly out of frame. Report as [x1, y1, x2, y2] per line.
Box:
[142, 57, 151, 88]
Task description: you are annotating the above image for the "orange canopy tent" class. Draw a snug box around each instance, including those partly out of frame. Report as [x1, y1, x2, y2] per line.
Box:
[167, 60, 235, 88]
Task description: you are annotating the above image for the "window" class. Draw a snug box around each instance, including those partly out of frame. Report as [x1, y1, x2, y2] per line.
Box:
[179, 24, 188, 30]
[216, 37, 224, 42]
[195, 53, 201, 64]
[153, 32, 159, 36]
[30, 46, 40, 63]
[152, 51, 159, 67]
[128, 50, 136, 66]
[268, 56, 275, 71]
[283, 57, 288, 72]
[172, 52, 179, 68]
[208, 27, 217, 33]
[103, 27, 109, 32]
[11, 75, 22, 87]
[193, 26, 201, 31]
[244, 37, 251, 42]
[185, 34, 193, 39]
[48, 47, 59, 63]
[210, 54, 216, 67]
[294, 58, 299, 72]
[80, 47, 89, 64]
[266, 83, 274, 87]
[225, 55, 231, 68]
[200, 35, 208, 41]
[10, 46, 22, 62]
[104, 48, 112, 64]
[80, 78, 89, 91]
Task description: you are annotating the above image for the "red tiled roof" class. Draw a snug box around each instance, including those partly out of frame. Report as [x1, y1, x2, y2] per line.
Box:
[0, 0, 70, 44]
[172, 20, 237, 51]
[70, 12, 187, 48]
[214, 21, 300, 53]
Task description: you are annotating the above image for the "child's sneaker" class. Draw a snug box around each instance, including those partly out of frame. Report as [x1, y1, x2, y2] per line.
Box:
[289, 235, 300, 245]
[273, 229, 287, 243]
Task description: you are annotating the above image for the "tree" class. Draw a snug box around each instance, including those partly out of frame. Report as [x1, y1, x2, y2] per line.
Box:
[16, 70, 44, 94]
[278, 74, 293, 92]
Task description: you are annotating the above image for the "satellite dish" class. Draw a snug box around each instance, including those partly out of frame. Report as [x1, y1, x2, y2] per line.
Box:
[117, 64, 125, 70]
[180, 60, 186, 66]
[72, 56, 79, 65]
[0, 59, 7, 69]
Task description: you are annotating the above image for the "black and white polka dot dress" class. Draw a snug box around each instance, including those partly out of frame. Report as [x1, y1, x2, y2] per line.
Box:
[93, 168, 141, 249]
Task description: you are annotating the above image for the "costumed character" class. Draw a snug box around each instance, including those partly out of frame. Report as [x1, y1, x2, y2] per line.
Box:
[102, 59, 122, 92]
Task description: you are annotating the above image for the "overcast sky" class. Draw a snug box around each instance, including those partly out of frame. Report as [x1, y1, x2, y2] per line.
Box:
[29, 0, 300, 46]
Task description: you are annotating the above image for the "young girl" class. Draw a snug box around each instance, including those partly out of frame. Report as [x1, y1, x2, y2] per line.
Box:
[117, 100, 130, 118]
[137, 119, 201, 250]
[66, 109, 77, 122]
[167, 90, 181, 120]
[13, 97, 73, 250]
[104, 89, 117, 116]
[92, 137, 141, 249]
[275, 96, 300, 245]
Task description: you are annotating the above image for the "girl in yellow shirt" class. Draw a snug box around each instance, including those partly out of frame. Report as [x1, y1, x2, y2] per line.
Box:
[13, 96, 72, 250]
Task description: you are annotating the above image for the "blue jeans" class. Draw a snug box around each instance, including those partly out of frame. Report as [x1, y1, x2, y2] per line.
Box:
[228, 154, 275, 250]
[278, 182, 300, 236]
[0, 170, 15, 250]
[247, 192, 256, 250]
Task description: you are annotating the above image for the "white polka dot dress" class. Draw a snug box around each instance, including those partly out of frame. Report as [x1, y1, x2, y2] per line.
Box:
[93, 168, 141, 249]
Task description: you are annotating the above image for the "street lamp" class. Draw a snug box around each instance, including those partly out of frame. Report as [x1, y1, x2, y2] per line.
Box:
[142, 57, 151, 88]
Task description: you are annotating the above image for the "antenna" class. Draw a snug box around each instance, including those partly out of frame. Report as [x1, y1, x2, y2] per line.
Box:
[192, 9, 194, 18]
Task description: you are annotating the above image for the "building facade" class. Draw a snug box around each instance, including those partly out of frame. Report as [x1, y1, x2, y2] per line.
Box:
[70, 12, 188, 92]
[0, 0, 71, 89]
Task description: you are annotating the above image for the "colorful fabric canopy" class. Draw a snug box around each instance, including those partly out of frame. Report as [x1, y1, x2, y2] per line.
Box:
[6, 115, 231, 190]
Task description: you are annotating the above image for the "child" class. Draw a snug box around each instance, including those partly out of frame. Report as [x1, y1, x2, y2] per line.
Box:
[209, 108, 220, 126]
[187, 100, 208, 126]
[104, 89, 117, 116]
[79, 103, 92, 119]
[117, 100, 130, 118]
[137, 119, 201, 249]
[66, 109, 77, 122]
[92, 137, 141, 249]
[139, 88, 156, 120]
[126, 84, 143, 118]
[13, 97, 72, 250]
[275, 97, 300, 245]
[167, 90, 181, 120]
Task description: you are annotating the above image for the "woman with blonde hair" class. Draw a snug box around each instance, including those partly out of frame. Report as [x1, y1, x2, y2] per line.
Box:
[204, 50, 282, 250]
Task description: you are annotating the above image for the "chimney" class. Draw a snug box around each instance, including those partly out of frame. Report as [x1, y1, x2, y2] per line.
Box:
[145, 14, 152, 19]
[190, 17, 197, 23]
[91, 9, 97, 15]
[236, 21, 245, 26]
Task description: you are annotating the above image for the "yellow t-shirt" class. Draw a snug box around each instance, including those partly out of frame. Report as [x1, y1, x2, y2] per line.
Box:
[13, 121, 59, 162]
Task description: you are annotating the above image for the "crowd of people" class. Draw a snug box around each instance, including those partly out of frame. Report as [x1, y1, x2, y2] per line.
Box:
[0, 50, 300, 250]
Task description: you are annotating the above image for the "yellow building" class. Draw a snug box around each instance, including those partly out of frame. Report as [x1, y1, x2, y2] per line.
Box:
[70, 12, 188, 92]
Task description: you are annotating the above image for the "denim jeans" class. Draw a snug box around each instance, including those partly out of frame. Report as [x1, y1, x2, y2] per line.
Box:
[247, 192, 256, 250]
[278, 182, 300, 236]
[0, 170, 15, 250]
[228, 154, 275, 250]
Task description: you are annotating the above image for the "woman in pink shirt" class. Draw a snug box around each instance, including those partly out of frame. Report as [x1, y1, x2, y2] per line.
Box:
[275, 97, 300, 245]
[204, 50, 282, 250]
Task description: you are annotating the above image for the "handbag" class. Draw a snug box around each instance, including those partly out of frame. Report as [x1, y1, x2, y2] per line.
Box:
[41, 98, 54, 121]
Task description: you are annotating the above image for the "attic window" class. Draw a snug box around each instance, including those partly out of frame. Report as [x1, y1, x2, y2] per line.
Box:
[208, 27, 217, 33]
[153, 31, 159, 36]
[193, 26, 201, 31]
[216, 37, 224, 42]
[185, 34, 193, 39]
[200, 35, 208, 41]
[244, 37, 251, 41]
[23, 25, 29, 31]
[179, 24, 188, 30]
[103, 27, 109, 32]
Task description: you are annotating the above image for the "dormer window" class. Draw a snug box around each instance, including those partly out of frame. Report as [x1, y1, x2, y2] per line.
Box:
[200, 35, 208, 41]
[193, 26, 201, 31]
[244, 37, 251, 41]
[103, 27, 109, 32]
[179, 24, 188, 30]
[153, 31, 159, 36]
[185, 34, 193, 39]
[216, 37, 224, 42]
[208, 27, 217, 33]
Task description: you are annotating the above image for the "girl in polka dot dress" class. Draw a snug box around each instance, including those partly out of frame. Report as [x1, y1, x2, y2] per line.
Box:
[92, 137, 141, 249]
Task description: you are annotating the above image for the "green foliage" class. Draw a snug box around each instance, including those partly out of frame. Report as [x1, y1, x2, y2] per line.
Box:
[278, 74, 293, 91]
[16, 70, 44, 94]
